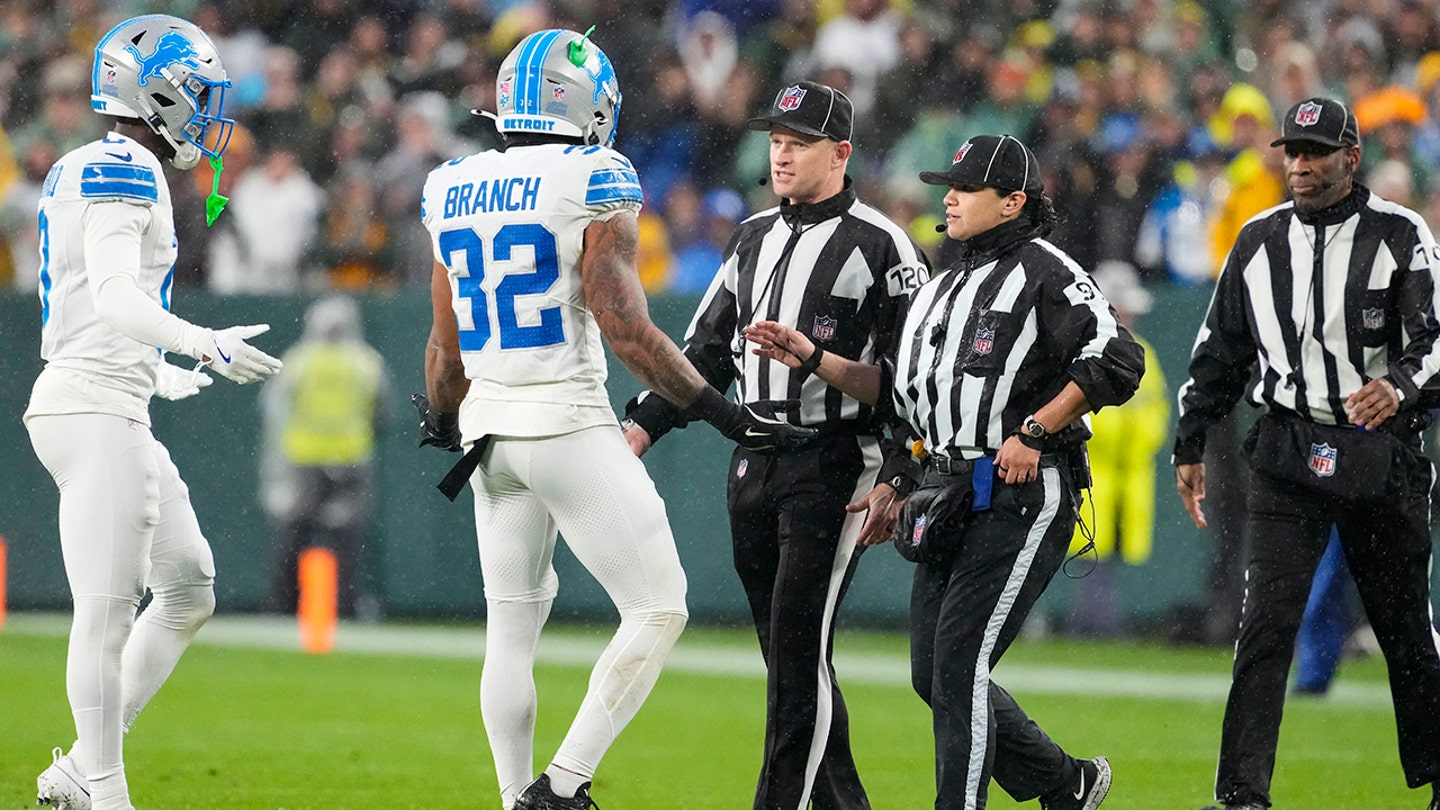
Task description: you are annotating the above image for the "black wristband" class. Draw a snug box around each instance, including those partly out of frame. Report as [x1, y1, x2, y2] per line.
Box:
[1014, 430, 1044, 451]
[684, 386, 734, 425]
[795, 345, 825, 377]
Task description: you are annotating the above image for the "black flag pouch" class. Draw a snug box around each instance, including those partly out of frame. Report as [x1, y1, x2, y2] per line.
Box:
[894, 458, 993, 563]
[1247, 411, 1406, 502]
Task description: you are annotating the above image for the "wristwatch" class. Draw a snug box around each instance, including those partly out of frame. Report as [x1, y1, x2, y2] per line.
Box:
[620, 418, 639, 432]
[1016, 415, 1047, 450]
[887, 474, 916, 496]
[1021, 415, 1049, 440]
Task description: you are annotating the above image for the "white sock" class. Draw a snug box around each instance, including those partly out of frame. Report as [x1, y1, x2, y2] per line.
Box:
[481, 599, 552, 806]
[544, 764, 589, 798]
[550, 610, 686, 779]
[68, 596, 137, 801]
[120, 581, 213, 731]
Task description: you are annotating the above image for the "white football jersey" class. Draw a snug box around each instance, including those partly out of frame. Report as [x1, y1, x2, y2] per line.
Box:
[25, 133, 176, 425]
[421, 143, 643, 438]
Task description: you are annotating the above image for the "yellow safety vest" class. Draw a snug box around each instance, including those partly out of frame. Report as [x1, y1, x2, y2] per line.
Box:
[280, 343, 383, 466]
[1070, 336, 1169, 563]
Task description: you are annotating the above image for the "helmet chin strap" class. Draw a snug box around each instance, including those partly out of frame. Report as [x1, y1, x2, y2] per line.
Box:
[133, 90, 203, 169]
[170, 141, 201, 170]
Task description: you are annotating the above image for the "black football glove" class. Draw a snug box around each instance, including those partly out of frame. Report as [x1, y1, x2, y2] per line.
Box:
[411, 393, 461, 452]
[686, 387, 816, 452]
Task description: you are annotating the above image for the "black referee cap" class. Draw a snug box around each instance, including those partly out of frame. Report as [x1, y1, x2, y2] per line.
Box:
[746, 81, 854, 142]
[919, 134, 1043, 194]
[1271, 97, 1360, 149]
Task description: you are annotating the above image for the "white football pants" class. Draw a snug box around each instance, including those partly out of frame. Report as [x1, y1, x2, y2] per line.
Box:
[471, 425, 687, 806]
[28, 414, 216, 809]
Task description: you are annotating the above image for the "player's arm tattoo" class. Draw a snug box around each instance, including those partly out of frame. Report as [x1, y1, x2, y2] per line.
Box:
[425, 258, 470, 412]
[582, 212, 705, 407]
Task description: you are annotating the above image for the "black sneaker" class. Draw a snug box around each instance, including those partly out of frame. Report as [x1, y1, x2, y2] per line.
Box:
[1041, 756, 1111, 810]
[1198, 804, 1266, 809]
[513, 774, 599, 810]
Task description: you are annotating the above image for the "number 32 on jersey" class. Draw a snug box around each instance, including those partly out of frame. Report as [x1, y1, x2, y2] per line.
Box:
[439, 223, 565, 352]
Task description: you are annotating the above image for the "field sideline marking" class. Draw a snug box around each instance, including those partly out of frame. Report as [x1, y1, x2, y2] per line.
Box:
[2, 612, 1392, 708]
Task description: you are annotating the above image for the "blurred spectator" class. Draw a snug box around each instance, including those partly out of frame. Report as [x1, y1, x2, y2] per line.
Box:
[670, 186, 747, 294]
[1092, 112, 1168, 281]
[809, 0, 900, 118]
[9, 56, 100, 158]
[261, 295, 391, 620]
[374, 92, 461, 287]
[247, 46, 308, 151]
[278, 0, 355, 74]
[388, 13, 465, 99]
[208, 146, 325, 293]
[870, 14, 946, 156]
[679, 11, 740, 113]
[311, 167, 394, 291]
[1208, 85, 1283, 281]
[1355, 85, 1429, 191]
[1135, 128, 1229, 287]
[0, 128, 51, 291]
[1263, 41, 1324, 118]
[740, 0, 820, 91]
[1067, 260, 1168, 637]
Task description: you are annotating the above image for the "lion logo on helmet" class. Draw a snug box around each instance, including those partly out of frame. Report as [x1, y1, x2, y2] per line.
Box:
[125, 31, 202, 87]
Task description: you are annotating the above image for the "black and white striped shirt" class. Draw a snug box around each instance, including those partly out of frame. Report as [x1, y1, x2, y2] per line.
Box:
[629, 180, 928, 456]
[892, 219, 1145, 460]
[1174, 185, 1440, 463]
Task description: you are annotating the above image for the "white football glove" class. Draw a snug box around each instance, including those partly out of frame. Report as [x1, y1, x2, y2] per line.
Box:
[154, 359, 213, 401]
[205, 324, 284, 384]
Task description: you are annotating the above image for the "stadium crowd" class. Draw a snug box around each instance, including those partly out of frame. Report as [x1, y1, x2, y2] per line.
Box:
[3, 0, 1440, 297]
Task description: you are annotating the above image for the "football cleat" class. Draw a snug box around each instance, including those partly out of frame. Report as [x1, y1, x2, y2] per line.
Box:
[513, 774, 599, 810]
[36, 747, 91, 810]
[1041, 756, 1111, 810]
[1198, 804, 1267, 810]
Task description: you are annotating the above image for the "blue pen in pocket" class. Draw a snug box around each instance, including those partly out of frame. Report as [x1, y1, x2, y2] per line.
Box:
[971, 456, 994, 511]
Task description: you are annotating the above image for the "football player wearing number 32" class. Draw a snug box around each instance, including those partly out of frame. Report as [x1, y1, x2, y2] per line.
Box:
[25, 14, 282, 810]
[416, 28, 814, 810]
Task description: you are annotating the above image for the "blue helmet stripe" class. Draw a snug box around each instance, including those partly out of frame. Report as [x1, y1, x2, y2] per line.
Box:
[516, 30, 564, 116]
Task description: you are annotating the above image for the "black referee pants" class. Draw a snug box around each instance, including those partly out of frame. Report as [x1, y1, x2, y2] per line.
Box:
[1216, 462, 1440, 805]
[729, 433, 880, 810]
[910, 463, 1084, 809]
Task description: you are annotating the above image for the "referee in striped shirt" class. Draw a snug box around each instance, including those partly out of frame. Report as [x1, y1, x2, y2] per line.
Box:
[624, 81, 928, 810]
[1174, 97, 1440, 810]
[747, 133, 1143, 810]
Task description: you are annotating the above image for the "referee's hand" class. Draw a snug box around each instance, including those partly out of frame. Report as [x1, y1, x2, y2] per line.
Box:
[1176, 462, 1207, 529]
[1346, 377, 1401, 429]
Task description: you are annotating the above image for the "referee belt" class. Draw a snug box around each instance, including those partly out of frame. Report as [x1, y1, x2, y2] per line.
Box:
[930, 452, 1068, 476]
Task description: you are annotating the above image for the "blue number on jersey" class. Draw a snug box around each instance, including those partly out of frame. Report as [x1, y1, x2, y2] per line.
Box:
[439, 224, 564, 352]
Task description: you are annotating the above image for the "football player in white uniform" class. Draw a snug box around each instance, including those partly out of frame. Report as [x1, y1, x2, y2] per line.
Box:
[25, 15, 282, 810]
[416, 28, 813, 810]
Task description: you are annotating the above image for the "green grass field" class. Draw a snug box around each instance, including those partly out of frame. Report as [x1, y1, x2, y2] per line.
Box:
[0, 613, 1422, 809]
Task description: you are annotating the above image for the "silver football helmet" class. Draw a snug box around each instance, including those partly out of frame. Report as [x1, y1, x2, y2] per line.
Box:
[494, 28, 622, 147]
[91, 14, 234, 170]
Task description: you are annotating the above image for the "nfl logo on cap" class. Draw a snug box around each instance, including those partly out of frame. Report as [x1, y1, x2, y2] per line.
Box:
[1308, 442, 1337, 477]
[954, 142, 973, 163]
[1295, 101, 1323, 127]
[779, 85, 806, 111]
